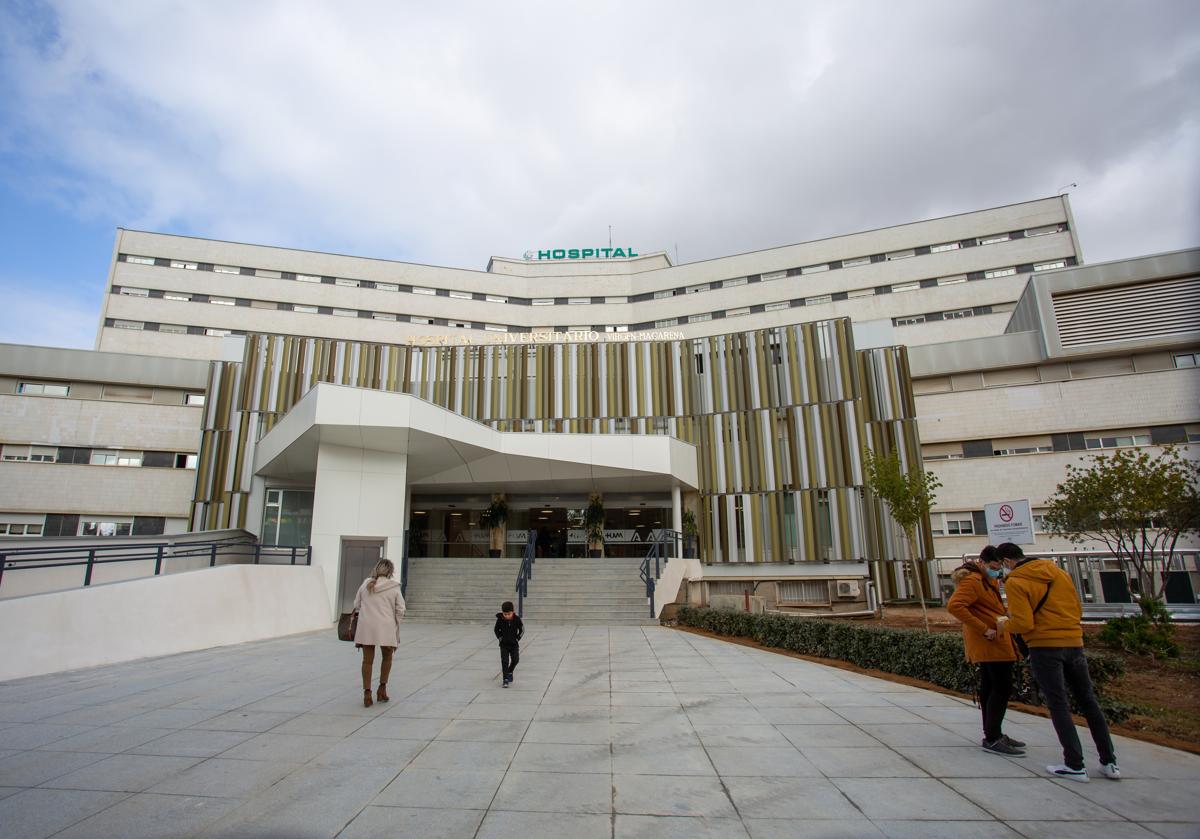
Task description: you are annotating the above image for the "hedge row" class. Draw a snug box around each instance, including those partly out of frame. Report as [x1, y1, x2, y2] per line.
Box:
[675, 605, 1128, 720]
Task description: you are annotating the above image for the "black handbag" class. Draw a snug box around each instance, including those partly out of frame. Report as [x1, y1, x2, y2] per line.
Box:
[337, 611, 358, 642]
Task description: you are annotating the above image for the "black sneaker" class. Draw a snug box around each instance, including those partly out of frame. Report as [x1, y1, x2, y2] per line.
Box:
[982, 737, 1025, 756]
[1046, 763, 1089, 782]
[1001, 734, 1026, 749]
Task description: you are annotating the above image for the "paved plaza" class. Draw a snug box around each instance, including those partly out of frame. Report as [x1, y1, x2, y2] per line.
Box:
[0, 623, 1197, 838]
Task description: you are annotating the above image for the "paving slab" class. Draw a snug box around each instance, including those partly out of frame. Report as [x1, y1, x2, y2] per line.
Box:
[0, 621, 1195, 838]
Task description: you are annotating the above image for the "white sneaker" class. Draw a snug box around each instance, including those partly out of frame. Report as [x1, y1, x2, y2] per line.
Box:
[1046, 764, 1089, 782]
[1099, 762, 1121, 780]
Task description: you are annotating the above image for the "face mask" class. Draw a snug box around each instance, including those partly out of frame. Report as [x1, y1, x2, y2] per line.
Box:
[987, 568, 1003, 579]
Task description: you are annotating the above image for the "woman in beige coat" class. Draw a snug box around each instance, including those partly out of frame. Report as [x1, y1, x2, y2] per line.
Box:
[353, 559, 406, 707]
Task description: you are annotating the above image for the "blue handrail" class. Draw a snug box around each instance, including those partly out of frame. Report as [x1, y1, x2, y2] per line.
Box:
[514, 530, 537, 617]
[640, 528, 681, 618]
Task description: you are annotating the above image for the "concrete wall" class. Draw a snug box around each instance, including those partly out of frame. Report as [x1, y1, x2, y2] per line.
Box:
[0, 564, 331, 682]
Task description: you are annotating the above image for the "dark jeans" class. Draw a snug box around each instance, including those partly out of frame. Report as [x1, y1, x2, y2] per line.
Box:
[500, 642, 520, 679]
[1027, 646, 1116, 769]
[978, 661, 1014, 742]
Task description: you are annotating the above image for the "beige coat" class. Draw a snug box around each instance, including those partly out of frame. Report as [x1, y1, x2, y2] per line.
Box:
[353, 577, 406, 648]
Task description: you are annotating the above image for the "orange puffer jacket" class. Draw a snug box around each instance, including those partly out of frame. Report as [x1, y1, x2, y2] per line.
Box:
[946, 565, 1018, 663]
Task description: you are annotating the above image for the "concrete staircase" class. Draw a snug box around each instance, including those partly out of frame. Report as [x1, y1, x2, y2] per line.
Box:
[520, 556, 656, 625]
[402, 557, 523, 623]
[401, 555, 656, 625]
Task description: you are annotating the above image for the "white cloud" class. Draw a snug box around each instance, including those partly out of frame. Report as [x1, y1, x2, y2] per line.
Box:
[1, 0, 1197, 273]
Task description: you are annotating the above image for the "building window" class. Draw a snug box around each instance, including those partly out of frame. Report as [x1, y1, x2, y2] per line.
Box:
[532, 298, 553, 306]
[930, 242, 960, 253]
[2, 444, 29, 461]
[185, 393, 206, 406]
[413, 287, 436, 296]
[1084, 434, 1151, 449]
[1034, 260, 1066, 271]
[801, 264, 829, 275]
[567, 297, 590, 305]
[765, 301, 790, 312]
[119, 286, 150, 297]
[604, 325, 629, 332]
[262, 488, 314, 546]
[978, 234, 1010, 246]
[654, 318, 678, 328]
[376, 282, 399, 292]
[688, 313, 712, 323]
[335, 278, 360, 288]
[944, 308, 975, 319]
[1025, 224, 1062, 237]
[410, 316, 432, 325]
[804, 295, 832, 306]
[213, 265, 240, 274]
[486, 295, 508, 303]
[840, 257, 870, 268]
[294, 304, 318, 314]
[332, 308, 357, 317]
[164, 292, 191, 301]
[90, 450, 118, 465]
[726, 307, 750, 317]
[1173, 352, 1199, 368]
[205, 328, 231, 337]
[209, 296, 235, 306]
[484, 324, 507, 332]
[169, 260, 198, 270]
[761, 270, 788, 281]
[160, 324, 188, 334]
[938, 275, 968, 286]
[447, 321, 469, 329]
[257, 269, 281, 279]
[723, 277, 748, 288]
[894, 315, 925, 326]
[993, 445, 1052, 456]
[892, 282, 920, 293]
[946, 518, 974, 535]
[847, 288, 874, 299]
[886, 249, 915, 261]
[373, 312, 397, 321]
[296, 274, 321, 283]
[175, 453, 199, 469]
[684, 284, 707, 295]
[112, 320, 144, 330]
[449, 291, 471, 300]
[125, 255, 154, 265]
[984, 267, 1016, 278]
[81, 520, 133, 537]
[17, 382, 69, 397]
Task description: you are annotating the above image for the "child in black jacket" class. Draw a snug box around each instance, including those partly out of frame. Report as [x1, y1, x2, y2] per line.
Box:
[494, 601, 524, 687]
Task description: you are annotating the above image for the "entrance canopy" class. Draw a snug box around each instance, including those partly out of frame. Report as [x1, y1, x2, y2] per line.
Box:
[253, 382, 699, 495]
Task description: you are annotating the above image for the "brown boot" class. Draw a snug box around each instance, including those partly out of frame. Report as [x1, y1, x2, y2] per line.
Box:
[363, 689, 373, 708]
[377, 684, 389, 703]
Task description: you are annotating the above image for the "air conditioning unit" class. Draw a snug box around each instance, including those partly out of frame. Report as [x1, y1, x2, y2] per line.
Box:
[836, 580, 861, 598]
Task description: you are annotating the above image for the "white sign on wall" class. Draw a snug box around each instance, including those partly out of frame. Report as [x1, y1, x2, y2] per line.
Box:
[984, 498, 1035, 545]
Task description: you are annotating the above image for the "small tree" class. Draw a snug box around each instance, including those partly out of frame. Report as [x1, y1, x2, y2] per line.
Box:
[863, 449, 942, 632]
[584, 494, 605, 558]
[1043, 446, 1200, 608]
[479, 495, 508, 558]
[681, 509, 699, 559]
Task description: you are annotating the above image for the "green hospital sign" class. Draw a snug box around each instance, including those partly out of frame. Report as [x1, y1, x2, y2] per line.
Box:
[524, 247, 639, 260]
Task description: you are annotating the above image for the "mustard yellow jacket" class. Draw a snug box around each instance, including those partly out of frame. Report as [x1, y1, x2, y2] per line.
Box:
[947, 565, 1018, 663]
[1005, 558, 1083, 647]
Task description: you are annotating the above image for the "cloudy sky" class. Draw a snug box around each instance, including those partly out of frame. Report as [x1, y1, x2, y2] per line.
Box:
[1, 0, 1197, 349]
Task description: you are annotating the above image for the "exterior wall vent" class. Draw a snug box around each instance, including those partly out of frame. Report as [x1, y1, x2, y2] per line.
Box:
[1052, 275, 1200, 347]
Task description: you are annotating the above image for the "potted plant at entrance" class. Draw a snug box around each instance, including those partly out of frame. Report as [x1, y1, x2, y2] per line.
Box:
[479, 496, 508, 558]
[584, 494, 605, 558]
[682, 509, 698, 559]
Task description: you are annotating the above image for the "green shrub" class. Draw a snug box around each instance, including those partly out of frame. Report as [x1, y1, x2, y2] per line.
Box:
[676, 605, 1127, 721]
[1097, 605, 1179, 659]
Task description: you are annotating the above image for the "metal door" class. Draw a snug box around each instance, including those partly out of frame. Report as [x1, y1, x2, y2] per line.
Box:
[338, 539, 386, 615]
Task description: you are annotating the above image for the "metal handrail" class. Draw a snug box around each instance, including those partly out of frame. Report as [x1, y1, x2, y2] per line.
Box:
[514, 530, 537, 617]
[0, 538, 312, 593]
[640, 528, 681, 618]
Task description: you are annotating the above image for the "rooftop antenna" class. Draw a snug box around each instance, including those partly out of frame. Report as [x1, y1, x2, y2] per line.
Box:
[608, 225, 612, 250]
[674, 243, 679, 265]
[1057, 183, 1077, 195]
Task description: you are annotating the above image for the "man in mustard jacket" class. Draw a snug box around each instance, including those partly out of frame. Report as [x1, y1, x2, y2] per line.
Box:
[999, 542, 1120, 782]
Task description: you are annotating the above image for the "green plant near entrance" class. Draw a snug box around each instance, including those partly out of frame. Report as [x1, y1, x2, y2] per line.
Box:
[1098, 598, 1181, 659]
[862, 450, 942, 632]
[681, 508, 698, 558]
[584, 494, 605, 557]
[479, 496, 508, 557]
